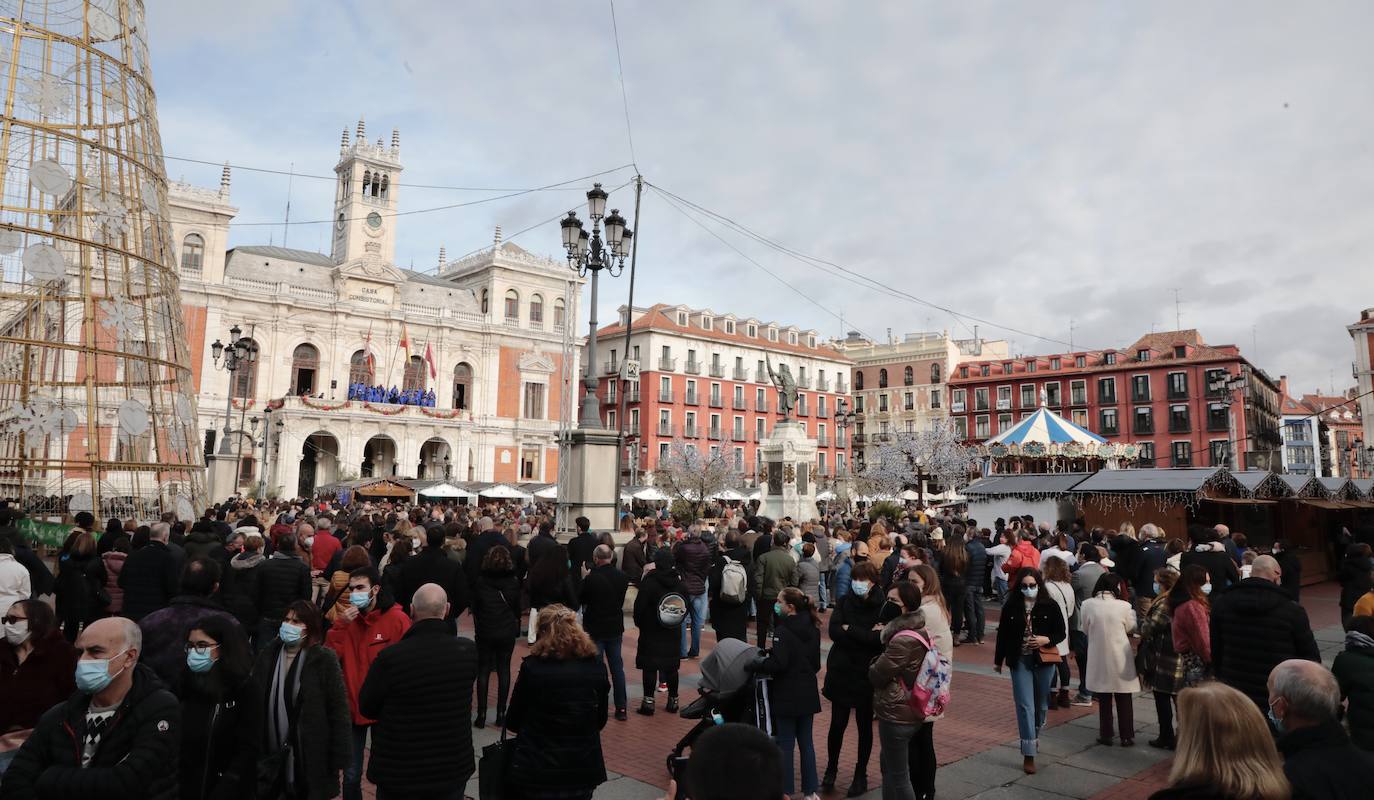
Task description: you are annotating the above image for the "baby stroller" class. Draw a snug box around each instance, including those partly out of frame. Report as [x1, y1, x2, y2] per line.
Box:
[666, 639, 773, 790]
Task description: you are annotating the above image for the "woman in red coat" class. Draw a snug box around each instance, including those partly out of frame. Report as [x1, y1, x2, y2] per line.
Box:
[0, 600, 78, 776]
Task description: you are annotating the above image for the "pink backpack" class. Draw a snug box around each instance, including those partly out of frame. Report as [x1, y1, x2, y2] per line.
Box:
[891, 629, 952, 719]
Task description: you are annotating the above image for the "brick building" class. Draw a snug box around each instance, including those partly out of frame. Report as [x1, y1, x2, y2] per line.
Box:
[589, 303, 851, 484]
[1349, 308, 1374, 462]
[947, 330, 1282, 470]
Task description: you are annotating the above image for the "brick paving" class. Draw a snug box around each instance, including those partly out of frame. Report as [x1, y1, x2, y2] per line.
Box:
[355, 580, 1347, 799]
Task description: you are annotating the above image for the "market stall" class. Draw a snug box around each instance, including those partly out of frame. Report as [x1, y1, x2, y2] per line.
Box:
[963, 472, 1088, 528]
[982, 405, 1111, 474]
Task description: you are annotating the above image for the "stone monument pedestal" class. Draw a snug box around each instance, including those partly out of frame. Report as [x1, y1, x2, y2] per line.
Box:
[759, 421, 819, 522]
[206, 453, 239, 502]
[557, 426, 622, 534]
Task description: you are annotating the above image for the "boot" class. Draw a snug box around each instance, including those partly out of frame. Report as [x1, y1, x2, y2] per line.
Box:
[1023, 756, 1036, 775]
[493, 710, 505, 728]
[636, 699, 655, 716]
[666, 695, 680, 713]
[821, 764, 837, 791]
[473, 708, 486, 729]
[845, 774, 868, 797]
[1057, 689, 1071, 709]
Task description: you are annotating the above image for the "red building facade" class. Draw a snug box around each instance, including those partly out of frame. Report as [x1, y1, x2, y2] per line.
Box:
[947, 330, 1282, 470]
[589, 304, 852, 484]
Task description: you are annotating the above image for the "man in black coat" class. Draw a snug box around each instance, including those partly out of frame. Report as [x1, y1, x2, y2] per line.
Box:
[526, 520, 559, 571]
[1268, 658, 1374, 798]
[1273, 539, 1303, 601]
[1211, 555, 1321, 711]
[2, 617, 181, 800]
[253, 534, 311, 649]
[399, 527, 470, 621]
[136, 558, 241, 686]
[359, 583, 478, 799]
[118, 523, 183, 621]
[463, 517, 507, 589]
[580, 545, 631, 719]
[565, 516, 598, 596]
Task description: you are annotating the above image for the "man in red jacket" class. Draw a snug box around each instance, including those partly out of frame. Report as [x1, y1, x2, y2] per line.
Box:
[327, 565, 411, 800]
[1001, 530, 1041, 576]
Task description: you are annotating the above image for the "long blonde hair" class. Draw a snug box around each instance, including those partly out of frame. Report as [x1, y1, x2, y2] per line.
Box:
[1169, 683, 1289, 800]
[910, 564, 949, 623]
[529, 604, 597, 660]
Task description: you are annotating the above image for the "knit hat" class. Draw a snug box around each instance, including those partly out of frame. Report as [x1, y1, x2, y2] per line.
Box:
[931, 527, 944, 542]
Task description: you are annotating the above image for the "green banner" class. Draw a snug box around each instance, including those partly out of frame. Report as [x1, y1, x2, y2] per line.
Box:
[17, 518, 71, 548]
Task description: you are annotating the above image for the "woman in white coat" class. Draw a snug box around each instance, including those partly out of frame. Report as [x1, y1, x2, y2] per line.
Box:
[1041, 556, 1077, 709]
[1080, 572, 1140, 746]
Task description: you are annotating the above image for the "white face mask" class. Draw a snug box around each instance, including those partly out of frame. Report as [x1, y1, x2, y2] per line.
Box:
[304, 536, 315, 547]
[3, 620, 29, 645]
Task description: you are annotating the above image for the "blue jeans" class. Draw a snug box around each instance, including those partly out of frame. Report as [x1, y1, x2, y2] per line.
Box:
[596, 635, 628, 711]
[819, 570, 832, 609]
[993, 576, 1008, 602]
[343, 723, 369, 800]
[963, 585, 985, 641]
[0, 747, 15, 778]
[774, 713, 819, 795]
[1009, 654, 1055, 756]
[680, 592, 707, 657]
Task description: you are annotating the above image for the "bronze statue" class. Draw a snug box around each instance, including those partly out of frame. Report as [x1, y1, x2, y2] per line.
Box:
[765, 355, 797, 422]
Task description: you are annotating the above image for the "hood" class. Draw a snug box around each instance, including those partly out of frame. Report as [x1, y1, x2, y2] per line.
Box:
[231, 551, 265, 569]
[1193, 542, 1226, 553]
[881, 609, 927, 644]
[1224, 578, 1293, 613]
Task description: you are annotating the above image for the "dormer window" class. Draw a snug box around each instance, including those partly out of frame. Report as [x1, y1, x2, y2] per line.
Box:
[1137, 349, 1151, 362]
[788, 332, 797, 345]
[747, 324, 757, 337]
[1104, 352, 1117, 365]
[768, 328, 777, 342]
[1075, 355, 1086, 368]
[807, 335, 815, 348]
[1173, 345, 1187, 358]
[725, 321, 735, 334]
[677, 312, 688, 325]
[1050, 357, 1061, 370]
[702, 317, 712, 331]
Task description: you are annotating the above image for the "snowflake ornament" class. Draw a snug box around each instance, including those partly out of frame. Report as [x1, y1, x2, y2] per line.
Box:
[87, 3, 122, 42]
[97, 297, 143, 339]
[18, 68, 75, 118]
[89, 192, 129, 237]
[140, 178, 160, 214]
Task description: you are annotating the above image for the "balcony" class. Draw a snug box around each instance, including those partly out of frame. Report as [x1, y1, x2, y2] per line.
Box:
[733, 367, 749, 381]
[659, 358, 678, 372]
[685, 391, 701, 406]
[709, 396, 723, 409]
[684, 424, 700, 438]
[1132, 391, 1151, 404]
[732, 397, 747, 410]
[732, 429, 745, 442]
[797, 404, 810, 417]
[1133, 419, 1154, 435]
[817, 433, 829, 447]
[657, 423, 673, 436]
[1168, 418, 1191, 434]
[816, 378, 830, 392]
[1071, 393, 1088, 407]
[817, 465, 830, 477]
[951, 401, 966, 413]
[852, 433, 867, 446]
[685, 359, 702, 375]
[974, 399, 990, 412]
[755, 398, 769, 412]
[602, 361, 620, 375]
[835, 380, 848, 393]
[796, 375, 811, 389]
[625, 389, 641, 403]
[709, 364, 725, 378]
[995, 398, 1011, 411]
[835, 434, 847, 448]
[1044, 393, 1061, 408]
[708, 427, 724, 441]
[658, 389, 675, 403]
[1099, 392, 1117, 405]
[755, 368, 768, 383]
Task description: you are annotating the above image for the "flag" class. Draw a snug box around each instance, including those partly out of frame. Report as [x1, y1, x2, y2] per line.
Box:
[399, 323, 411, 359]
[363, 323, 377, 379]
[424, 341, 437, 379]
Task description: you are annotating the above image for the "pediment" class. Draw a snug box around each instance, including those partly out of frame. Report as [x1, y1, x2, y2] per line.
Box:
[334, 255, 406, 284]
[518, 350, 556, 373]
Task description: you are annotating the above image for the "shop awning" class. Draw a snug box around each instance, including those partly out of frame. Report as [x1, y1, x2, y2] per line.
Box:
[1205, 497, 1277, 506]
[1298, 498, 1350, 510]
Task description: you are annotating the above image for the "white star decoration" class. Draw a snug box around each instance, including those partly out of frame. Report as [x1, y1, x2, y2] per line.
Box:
[97, 298, 143, 339]
[14, 398, 79, 451]
[89, 192, 129, 237]
[18, 70, 74, 118]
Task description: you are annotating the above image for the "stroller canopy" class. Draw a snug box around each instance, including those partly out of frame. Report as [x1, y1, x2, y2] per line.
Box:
[698, 638, 757, 697]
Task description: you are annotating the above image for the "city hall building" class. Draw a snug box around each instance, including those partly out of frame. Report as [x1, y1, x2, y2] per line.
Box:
[170, 119, 583, 498]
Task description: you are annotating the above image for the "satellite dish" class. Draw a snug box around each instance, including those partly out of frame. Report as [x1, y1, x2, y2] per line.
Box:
[29, 159, 72, 196]
[22, 243, 66, 282]
[117, 398, 149, 436]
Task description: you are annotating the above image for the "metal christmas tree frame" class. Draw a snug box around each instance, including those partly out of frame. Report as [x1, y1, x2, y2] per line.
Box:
[0, 0, 204, 522]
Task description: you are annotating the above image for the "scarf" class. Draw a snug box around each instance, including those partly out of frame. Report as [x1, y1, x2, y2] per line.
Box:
[1345, 630, 1374, 652]
[268, 645, 305, 783]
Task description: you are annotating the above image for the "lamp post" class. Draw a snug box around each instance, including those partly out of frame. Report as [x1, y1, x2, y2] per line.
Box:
[443, 453, 452, 480]
[1208, 369, 1249, 469]
[209, 325, 258, 456]
[562, 184, 632, 429]
[833, 397, 857, 507]
[254, 406, 277, 498]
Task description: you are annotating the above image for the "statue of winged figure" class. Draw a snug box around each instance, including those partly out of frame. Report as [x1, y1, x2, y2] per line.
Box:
[765, 355, 797, 421]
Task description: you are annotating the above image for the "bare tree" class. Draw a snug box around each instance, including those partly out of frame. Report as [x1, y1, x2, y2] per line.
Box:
[654, 438, 740, 518]
[851, 439, 910, 500]
[898, 421, 980, 500]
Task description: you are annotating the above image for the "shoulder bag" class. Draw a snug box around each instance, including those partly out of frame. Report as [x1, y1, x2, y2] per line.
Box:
[479, 723, 514, 798]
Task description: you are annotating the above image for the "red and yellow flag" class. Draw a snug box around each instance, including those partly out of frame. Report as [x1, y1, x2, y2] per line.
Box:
[424, 341, 437, 379]
[399, 322, 411, 359]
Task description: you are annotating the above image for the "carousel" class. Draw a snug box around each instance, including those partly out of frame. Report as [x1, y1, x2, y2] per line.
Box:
[981, 404, 1124, 474]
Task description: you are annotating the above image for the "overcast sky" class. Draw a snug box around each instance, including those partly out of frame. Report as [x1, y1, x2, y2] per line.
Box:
[147, 1, 1374, 397]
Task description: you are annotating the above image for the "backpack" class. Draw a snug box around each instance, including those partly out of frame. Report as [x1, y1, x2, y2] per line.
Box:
[719, 557, 748, 605]
[891, 629, 952, 720]
[657, 592, 688, 628]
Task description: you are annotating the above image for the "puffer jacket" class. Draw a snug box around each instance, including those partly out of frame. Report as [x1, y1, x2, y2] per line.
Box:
[673, 538, 712, 596]
[1210, 577, 1320, 707]
[254, 551, 310, 623]
[506, 655, 609, 794]
[472, 567, 521, 643]
[101, 550, 128, 614]
[182, 529, 221, 562]
[219, 551, 264, 628]
[1332, 635, 1374, 751]
[869, 610, 931, 724]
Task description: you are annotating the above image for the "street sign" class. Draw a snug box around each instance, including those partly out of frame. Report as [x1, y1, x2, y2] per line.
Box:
[621, 359, 640, 380]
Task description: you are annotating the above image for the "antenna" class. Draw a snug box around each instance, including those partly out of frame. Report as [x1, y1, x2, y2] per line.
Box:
[1170, 288, 1183, 330]
[1069, 318, 1076, 352]
[282, 162, 294, 249]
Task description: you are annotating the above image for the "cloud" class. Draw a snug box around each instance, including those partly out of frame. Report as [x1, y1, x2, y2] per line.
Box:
[143, 0, 1374, 393]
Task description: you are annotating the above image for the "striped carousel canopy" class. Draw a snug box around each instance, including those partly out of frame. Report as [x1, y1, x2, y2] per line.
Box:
[985, 406, 1107, 448]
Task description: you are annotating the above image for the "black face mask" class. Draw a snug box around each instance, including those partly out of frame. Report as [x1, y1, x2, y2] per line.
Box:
[853, 555, 868, 563]
[878, 600, 902, 624]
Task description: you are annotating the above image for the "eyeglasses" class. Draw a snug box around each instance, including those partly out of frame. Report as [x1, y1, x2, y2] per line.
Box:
[1, 615, 25, 624]
[185, 642, 220, 656]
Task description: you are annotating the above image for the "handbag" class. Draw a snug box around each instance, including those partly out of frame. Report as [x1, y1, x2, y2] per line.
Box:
[257, 692, 300, 796]
[1181, 652, 1209, 688]
[479, 724, 514, 799]
[1036, 645, 1063, 664]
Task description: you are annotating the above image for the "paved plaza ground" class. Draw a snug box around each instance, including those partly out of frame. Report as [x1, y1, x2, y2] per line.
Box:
[363, 581, 1345, 800]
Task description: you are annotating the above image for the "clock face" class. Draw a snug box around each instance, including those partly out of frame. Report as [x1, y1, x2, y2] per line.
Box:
[366, 212, 383, 230]
[335, 212, 345, 231]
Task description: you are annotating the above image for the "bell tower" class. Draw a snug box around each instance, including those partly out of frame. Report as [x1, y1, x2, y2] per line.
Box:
[331, 116, 402, 265]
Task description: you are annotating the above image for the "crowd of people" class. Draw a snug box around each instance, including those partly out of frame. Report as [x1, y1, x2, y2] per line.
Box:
[0, 497, 1373, 799]
[345, 383, 438, 406]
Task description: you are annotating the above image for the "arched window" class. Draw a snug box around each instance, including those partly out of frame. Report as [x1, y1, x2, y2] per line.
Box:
[554, 298, 566, 329]
[362, 170, 372, 196]
[403, 355, 426, 392]
[930, 363, 942, 384]
[453, 362, 472, 410]
[854, 371, 865, 390]
[904, 366, 913, 386]
[371, 173, 380, 197]
[232, 338, 258, 399]
[878, 369, 888, 388]
[529, 294, 544, 325]
[379, 174, 388, 200]
[504, 289, 519, 321]
[480, 289, 489, 314]
[180, 233, 204, 274]
[349, 350, 371, 386]
[291, 343, 319, 395]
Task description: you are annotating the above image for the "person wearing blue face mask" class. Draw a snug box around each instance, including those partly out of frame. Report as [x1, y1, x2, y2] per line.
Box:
[993, 567, 1066, 775]
[177, 615, 256, 800]
[0, 617, 181, 799]
[821, 561, 884, 796]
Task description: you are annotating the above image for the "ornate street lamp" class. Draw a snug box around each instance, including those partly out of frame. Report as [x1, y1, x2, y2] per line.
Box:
[209, 324, 258, 456]
[562, 183, 632, 428]
[832, 397, 857, 505]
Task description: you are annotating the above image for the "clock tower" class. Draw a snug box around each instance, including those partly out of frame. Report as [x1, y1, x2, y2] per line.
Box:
[331, 117, 402, 265]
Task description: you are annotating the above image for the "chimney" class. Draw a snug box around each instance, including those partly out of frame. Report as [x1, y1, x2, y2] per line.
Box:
[219, 162, 231, 197]
[1279, 375, 1288, 399]
[391, 128, 399, 153]
[494, 225, 503, 247]
[438, 246, 446, 266]
[356, 116, 365, 140]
